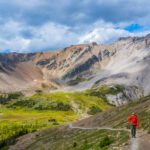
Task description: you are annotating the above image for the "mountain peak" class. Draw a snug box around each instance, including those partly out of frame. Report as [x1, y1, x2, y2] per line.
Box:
[145, 33, 150, 38]
[117, 33, 150, 42]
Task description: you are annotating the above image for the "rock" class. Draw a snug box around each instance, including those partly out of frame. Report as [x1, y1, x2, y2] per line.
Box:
[36, 59, 50, 66]
[63, 55, 99, 79]
[106, 86, 143, 106]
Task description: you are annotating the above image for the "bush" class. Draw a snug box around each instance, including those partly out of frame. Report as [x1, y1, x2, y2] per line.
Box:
[0, 92, 23, 104]
[88, 106, 102, 115]
[99, 136, 113, 148]
[51, 102, 71, 111]
[35, 90, 42, 94]
[53, 122, 59, 125]
[73, 142, 77, 147]
[9, 98, 72, 111]
[7, 92, 23, 99]
[11, 99, 36, 108]
[88, 85, 124, 98]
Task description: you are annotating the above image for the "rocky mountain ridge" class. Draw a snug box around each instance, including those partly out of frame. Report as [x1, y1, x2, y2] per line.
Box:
[0, 34, 150, 104]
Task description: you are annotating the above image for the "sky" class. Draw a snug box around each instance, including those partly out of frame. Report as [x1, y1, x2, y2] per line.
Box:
[0, 0, 150, 53]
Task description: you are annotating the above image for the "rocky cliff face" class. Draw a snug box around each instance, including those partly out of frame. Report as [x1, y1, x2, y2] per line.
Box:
[106, 85, 144, 106]
[0, 34, 150, 103]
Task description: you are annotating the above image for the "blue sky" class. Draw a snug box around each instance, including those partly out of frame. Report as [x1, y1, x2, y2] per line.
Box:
[0, 0, 150, 52]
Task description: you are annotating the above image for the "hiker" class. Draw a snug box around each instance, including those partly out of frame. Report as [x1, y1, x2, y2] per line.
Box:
[128, 112, 139, 138]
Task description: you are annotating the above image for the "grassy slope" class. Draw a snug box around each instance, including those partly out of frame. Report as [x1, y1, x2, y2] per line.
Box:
[10, 95, 150, 150]
[7, 92, 110, 112]
[0, 91, 111, 148]
[0, 107, 76, 148]
[26, 128, 129, 150]
[0, 86, 139, 149]
[74, 95, 150, 133]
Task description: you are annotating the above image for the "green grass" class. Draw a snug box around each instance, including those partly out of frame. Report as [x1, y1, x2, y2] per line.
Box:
[5, 91, 150, 150]
[0, 90, 112, 148]
[6, 92, 111, 113]
[0, 106, 76, 147]
[87, 106, 102, 115]
[99, 136, 114, 148]
[26, 128, 129, 150]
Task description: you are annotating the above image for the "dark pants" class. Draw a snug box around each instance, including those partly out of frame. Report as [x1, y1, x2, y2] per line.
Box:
[131, 125, 136, 137]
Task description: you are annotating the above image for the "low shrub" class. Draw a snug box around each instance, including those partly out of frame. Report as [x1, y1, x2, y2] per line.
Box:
[8, 99, 72, 111]
[88, 106, 102, 115]
[73, 142, 77, 147]
[99, 136, 113, 148]
[0, 92, 23, 104]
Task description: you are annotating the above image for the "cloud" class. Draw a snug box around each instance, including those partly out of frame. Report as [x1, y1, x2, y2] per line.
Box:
[78, 28, 130, 44]
[0, 20, 149, 53]
[28, 22, 78, 51]
[0, 37, 30, 53]
[0, 0, 150, 26]
[78, 21, 150, 44]
[0, 0, 149, 52]
[0, 21, 79, 52]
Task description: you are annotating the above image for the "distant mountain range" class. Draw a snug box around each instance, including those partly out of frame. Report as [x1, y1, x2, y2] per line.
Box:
[0, 34, 150, 105]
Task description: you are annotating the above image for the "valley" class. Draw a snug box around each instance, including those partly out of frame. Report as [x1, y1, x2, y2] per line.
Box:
[6, 94, 150, 150]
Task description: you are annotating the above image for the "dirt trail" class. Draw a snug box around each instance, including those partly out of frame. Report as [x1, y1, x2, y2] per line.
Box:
[69, 123, 130, 132]
[122, 130, 150, 150]
[69, 123, 150, 150]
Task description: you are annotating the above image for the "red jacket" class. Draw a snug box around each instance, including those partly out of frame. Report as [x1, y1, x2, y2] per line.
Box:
[128, 115, 139, 126]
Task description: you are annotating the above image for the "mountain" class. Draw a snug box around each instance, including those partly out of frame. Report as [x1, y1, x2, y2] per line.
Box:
[0, 34, 150, 150]
[0, 34, 150, 104]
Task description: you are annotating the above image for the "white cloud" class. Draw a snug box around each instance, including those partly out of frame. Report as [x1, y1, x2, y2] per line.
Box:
[0, 21, 79, 52]
[78, 21, 150, 44]
[0, 20, 149, 53]
[28, 22, 78, 51]
[0, 0, 149, 53]
[0, 37, 30, 52]
[0, 21, 23, 39]
[78, 28, 130, 44]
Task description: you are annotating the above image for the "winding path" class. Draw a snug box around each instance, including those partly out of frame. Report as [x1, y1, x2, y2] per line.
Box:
[69, 123, 130, 132]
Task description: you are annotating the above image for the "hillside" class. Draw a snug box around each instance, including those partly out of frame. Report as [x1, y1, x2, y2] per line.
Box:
[0, 90, 111, 149]
[7, 95, 150, 150]
[73, 95, 150, 132]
